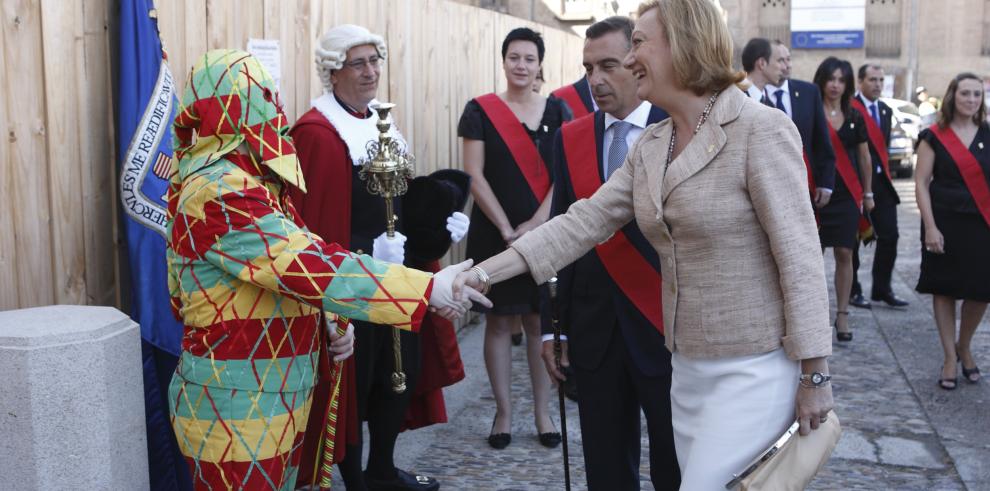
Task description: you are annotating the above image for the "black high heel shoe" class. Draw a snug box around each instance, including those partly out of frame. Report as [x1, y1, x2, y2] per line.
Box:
[957, 346, 982, 384]
[834, 311, 852, 342]
[488, 414, 511, 449]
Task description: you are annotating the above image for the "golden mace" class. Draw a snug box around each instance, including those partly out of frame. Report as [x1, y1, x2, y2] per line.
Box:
[359, 102, 415, 393]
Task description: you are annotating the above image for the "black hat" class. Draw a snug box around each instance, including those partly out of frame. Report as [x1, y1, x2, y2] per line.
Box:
[402, 169, 471, 263]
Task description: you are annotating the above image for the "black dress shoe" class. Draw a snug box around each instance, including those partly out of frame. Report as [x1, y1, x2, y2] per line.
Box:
[871, 292, 909, 307]
[538, 431, 562, 448]
[849, 293, 871, 309]
[488, 414, 511, 449]
[365, 468, 440, 491]
[511, 332, 523, 346]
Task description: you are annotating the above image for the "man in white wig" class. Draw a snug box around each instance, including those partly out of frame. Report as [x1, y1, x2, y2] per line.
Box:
[288, 24, 469, 491]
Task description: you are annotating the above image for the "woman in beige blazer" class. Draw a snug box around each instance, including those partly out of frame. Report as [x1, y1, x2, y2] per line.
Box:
[452, 0, 834, 487]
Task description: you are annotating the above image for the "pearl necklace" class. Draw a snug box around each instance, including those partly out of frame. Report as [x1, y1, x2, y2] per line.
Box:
[665, 91, 720, 174]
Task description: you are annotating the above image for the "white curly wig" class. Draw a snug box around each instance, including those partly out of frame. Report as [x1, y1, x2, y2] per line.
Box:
[315, 24, 387, 92]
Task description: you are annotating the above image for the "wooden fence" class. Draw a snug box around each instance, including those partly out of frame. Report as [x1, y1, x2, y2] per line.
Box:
[0, 0, 585, 312]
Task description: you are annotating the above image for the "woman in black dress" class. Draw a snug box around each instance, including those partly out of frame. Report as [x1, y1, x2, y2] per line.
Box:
[458, 28, 571, 448]
[916, 72, 990, 390]
[814, 58, 875, 342]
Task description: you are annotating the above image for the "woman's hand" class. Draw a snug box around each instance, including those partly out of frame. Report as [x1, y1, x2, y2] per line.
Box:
[430, 259, 492, 319]
[500, 226, 518, 245]
[863, 196, 875, 213]
[924, 225, 945, 254]
[326, 320, 355, 362]
[795, 382, 834, 436]
[510, 218, 539, 243]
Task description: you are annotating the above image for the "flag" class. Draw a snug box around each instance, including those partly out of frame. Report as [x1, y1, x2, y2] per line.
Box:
[116, 0, 191, 489]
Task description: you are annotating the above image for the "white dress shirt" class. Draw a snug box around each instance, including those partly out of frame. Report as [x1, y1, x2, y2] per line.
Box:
[743, 78, 765, 101]
[602, 101, 652, 177]
[542, 101, 652, 343]
[765, 79, 793, 118]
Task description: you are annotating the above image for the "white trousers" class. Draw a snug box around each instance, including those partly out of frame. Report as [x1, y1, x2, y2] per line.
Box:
[671, 348, 799, 490]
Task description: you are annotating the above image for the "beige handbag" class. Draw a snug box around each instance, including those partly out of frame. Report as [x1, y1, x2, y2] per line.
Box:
[729, 411, 842, 491]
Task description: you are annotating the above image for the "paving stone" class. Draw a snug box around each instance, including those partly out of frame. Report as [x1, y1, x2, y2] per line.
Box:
[876, 435, 946, 469]
[831, 428, 877, 462]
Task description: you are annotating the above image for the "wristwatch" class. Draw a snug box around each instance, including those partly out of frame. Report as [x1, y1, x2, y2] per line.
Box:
[799, 372, 831, 387]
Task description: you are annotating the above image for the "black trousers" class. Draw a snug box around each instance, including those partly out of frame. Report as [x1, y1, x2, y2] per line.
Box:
[853, 203, 900, 297]
[572, 329, 680, 491]
[339, 321, 422, 489]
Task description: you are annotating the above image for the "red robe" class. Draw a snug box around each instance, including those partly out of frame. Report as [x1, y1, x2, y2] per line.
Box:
[288, 107, 464, 484]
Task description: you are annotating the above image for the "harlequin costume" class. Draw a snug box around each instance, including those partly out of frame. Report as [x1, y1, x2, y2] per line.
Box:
[165, 49, 434, 490]
[288, 24, 466, 491]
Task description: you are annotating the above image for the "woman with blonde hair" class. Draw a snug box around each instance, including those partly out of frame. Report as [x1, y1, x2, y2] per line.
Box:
[915, 72, 990, 390]
[454, 0, 834, 486]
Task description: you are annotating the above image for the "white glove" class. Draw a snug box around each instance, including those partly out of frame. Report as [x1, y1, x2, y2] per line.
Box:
[446, 211, 470, 243]
[326, 318, 355, 362]
[429, 259, 492, 319]
[372, 231, 406, 264]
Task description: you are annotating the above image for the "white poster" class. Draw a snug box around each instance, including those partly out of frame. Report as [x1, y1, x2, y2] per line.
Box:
[790, 0, 866, 49]
[246, 38, 282, 91]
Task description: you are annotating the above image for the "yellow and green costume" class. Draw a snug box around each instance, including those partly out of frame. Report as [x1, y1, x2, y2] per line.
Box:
[166, 49, 432, 490]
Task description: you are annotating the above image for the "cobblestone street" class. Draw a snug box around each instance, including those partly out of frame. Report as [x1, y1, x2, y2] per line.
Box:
[346, 179, 990, 490]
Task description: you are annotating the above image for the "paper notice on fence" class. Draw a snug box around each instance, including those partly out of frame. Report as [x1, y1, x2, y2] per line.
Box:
[247, 38, 281, 91]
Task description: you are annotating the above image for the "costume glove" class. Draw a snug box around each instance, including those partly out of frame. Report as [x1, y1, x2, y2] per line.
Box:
[372, 231, 406, 264]
[446, 211, 470, 243]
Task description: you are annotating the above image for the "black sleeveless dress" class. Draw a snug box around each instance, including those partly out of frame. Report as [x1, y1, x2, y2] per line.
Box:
[818, 110, 868, 249]
[457, 97, 571, 314]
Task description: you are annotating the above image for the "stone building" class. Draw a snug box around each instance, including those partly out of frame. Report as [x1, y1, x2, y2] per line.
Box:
[465, 0, 990, 102]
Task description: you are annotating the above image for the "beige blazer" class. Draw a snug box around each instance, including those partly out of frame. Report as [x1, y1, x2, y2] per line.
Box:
[512, 87, 831, 360]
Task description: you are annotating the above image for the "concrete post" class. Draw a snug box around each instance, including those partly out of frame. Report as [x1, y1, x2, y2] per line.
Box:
[0, 306, 149, 490]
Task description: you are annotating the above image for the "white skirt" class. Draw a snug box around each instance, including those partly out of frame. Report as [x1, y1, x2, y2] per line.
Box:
[670, 348, 799, 490]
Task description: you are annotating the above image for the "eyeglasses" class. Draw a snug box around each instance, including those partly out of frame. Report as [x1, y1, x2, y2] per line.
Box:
[343, 55, 384, 71]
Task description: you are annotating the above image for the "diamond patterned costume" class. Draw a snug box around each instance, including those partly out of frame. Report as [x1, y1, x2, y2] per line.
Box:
[166, 50, 433, 490]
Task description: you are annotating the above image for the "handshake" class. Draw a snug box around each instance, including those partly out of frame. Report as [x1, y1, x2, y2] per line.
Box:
[428, 259, 493, 320]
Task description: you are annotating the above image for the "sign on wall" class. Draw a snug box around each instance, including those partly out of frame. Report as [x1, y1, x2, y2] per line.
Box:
[790, 0, 865, 49]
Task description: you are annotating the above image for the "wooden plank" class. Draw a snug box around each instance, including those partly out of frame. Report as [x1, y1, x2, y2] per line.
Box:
[80, 0, 116, 306]
[205, 0, 234, 50]
[2, 0, 56, 307]
[292, 0, 314, 119]
[41, 0, 88, 304]
[181, 0, 207, 79]
[0, 0, 20, 309]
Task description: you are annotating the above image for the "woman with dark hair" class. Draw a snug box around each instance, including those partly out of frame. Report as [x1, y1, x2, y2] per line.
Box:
[458, 27, 571, 449]
[813, 57, 874, 342]
[916, 72, 990, 390]
[453, 1, 836, 487]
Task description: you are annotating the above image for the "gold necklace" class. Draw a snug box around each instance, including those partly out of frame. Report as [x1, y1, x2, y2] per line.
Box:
[665, 91, 720, 174]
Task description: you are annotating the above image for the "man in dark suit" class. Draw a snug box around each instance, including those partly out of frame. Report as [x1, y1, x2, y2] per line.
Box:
[541, 16, 679, 491]
[551, 75, 596, 118]
[767, 41, 836, 208]
[740, 37, 784, 103]
[850, 64, 910, 307]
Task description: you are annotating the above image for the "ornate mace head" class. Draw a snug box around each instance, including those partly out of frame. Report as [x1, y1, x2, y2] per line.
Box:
[358, 102, 415, 237]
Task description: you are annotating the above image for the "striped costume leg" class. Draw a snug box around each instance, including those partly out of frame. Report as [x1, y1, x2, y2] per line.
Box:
[169, 374, 314, 490]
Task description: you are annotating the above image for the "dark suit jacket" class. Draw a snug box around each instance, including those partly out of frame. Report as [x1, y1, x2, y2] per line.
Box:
[787, 79, 837, 191]
[543, 106, 670, 377]
[856, 94, 901, 205]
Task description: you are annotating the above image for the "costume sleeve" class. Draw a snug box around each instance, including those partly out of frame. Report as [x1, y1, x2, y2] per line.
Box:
[457, 100, 485, 140]
[288, 122, 353, 248]
[175, 166, 433, 331]
[746, 112, 832, 360]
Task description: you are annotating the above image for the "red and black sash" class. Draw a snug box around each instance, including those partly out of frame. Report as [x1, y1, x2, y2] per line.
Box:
[851, 99, 892, 180]
[930, 125, 990, 228]
[551, 84, 592, 119]
[476, 93, 551, 203]
[561, 114, 664, 334]
[827, 124, 873, 238]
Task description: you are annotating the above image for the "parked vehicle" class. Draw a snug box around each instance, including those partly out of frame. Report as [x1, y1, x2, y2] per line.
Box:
[883, 98, 922, 178]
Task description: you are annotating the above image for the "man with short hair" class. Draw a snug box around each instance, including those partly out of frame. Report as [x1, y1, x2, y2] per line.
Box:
[289, 24, 470, 491]
[551, 75, 597, 118]
[850, 64, 909, 308]
[740, 37, 784, 103]
[541, 16, 679, 490]
[766, 41, 836, 209]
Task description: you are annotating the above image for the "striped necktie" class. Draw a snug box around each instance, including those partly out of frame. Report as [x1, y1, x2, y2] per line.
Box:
[606, 121, 633, 180]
